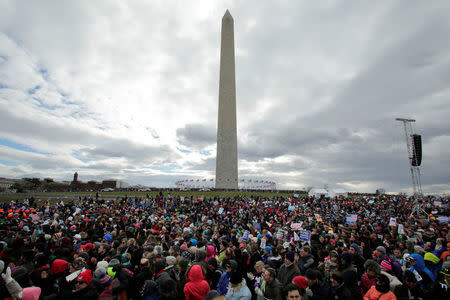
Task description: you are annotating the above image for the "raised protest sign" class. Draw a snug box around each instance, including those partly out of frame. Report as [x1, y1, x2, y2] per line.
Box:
[291, 223, 303, 230]
[389, 217, 397, 227]
[398, 224, 405, 235]
[437, 216, 449, 223]
[300, 230, 311, 242]
[288, 205, 295, 211]
[218, 207, 224, 215]
[242, 230, 250, 241]
[260, 238, 267, 249]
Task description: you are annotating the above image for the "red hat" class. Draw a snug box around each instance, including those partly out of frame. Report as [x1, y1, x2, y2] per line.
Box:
[292, 276, 307, 289]
[81, 242, 94, 251]
[51, 259, 69, 275]
[77, 269, 92, 285]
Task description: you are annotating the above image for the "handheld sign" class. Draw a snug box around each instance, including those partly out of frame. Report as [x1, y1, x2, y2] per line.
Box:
[242, 230, 250, 241]
[291, 223, 303, 230]
[288, 205, 295, 211]
[260, 238, 267, 249]
[300, 230, 311, 242]
[389, 217, 397, 227]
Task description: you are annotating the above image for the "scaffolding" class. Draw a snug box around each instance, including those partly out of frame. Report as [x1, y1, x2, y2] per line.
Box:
[395, 118, 427, 218]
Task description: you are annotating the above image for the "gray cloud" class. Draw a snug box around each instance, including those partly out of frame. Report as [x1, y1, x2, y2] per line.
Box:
[176, 123, 216, 149]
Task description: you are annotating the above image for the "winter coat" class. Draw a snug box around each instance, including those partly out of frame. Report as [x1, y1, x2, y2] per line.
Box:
[409, 254, 435, 282]
[298, 254, 315, 274]
[225, 279, 252, 300]
[363, 286, 397, 300]
[328, 283, 352, 300]
[359, 273, 376, 296]
[277, 262, 301, 285]
[184, 265, 210, 300]
[263, 279, 282, 300]
[217, 271, 232, 295]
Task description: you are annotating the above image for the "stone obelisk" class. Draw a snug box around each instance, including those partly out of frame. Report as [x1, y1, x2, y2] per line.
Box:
[216, 10, 238, 189]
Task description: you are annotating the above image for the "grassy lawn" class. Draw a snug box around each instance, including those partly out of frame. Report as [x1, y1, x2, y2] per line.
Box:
[0, 190, 304, 204]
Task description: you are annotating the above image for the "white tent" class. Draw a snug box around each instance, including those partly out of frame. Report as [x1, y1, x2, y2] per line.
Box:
[308, 188, 329, 198]
[328, 188, 348, 198]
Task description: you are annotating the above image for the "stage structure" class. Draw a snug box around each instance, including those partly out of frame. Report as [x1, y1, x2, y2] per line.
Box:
[395, 118, 426, 218]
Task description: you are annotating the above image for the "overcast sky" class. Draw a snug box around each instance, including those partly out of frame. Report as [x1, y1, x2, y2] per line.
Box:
[0, 1, 449, 194]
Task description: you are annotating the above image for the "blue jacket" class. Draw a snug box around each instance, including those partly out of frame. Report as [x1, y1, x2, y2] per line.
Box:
[217, 271, 231, 295]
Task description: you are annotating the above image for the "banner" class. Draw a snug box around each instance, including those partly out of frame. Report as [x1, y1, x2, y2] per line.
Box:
[346, 214, 358, 225]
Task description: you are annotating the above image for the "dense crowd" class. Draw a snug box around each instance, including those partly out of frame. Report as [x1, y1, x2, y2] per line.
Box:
[0, 193, 449, 300]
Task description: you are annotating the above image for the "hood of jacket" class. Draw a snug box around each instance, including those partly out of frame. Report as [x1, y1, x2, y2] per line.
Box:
[188, 264, 204, 282]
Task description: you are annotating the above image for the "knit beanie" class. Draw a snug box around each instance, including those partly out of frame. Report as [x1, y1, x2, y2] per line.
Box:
[166, 256, 177, 266]
[424, 252, 440, 264]
[292, 276, 307, 289]
[96, 260, 109, 270]
[51, 259, 69, 275]
[376, 246, 386, 255]
[380, 259, 392, 271]
[22, 287, 41, 300]
[350, 243, 360, 253]
[77, 269, 92, 285]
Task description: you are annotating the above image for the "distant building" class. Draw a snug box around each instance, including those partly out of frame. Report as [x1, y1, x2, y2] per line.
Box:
[0, 178, 17, 191]
[73, 172, 78, 183]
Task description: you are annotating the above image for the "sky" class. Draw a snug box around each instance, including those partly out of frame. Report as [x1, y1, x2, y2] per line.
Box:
[0, 0, 449, 194]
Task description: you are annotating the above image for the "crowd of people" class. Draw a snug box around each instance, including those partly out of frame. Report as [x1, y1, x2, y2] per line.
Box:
[0, 193, 449, 300]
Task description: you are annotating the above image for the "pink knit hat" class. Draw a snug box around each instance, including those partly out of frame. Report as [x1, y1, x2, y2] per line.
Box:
[22, 287, 41, 300]
[380, 259, 392, 271]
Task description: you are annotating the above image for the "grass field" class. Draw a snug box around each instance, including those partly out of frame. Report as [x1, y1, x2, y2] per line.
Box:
[0, 190, 303, 204]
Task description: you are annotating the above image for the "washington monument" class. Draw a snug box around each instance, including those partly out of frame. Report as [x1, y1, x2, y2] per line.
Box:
[216, 10, 238, 189]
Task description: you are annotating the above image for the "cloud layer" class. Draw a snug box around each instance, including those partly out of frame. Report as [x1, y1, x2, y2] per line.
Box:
[0, 1, 449, 194]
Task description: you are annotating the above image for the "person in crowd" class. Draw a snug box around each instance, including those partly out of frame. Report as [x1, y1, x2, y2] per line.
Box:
[278, 251, 301, 285]
[363, 274, 397, 300]
[184, 264, 210, 300]
[226, 270, 252, 300]
[259, 267, 282, 300]
[305, 269, 328, 300]
[0, 193, 448, 300]
[285, 283, 303, 300]
[328, 271, 351, 300]
[298, 246, 315, 275]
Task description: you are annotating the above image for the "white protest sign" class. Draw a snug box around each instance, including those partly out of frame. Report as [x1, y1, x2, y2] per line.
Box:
[260, 238, 267, 249]
[291, 223, 303, 230]
[389, 217, 397, 227]
[294, 231, 300, 241]
[398, 224, 405, 235]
